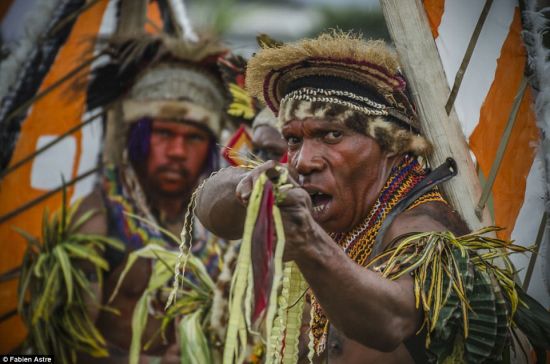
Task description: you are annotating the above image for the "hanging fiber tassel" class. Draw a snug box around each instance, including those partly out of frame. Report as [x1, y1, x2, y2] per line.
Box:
[223, 168, 309, 364]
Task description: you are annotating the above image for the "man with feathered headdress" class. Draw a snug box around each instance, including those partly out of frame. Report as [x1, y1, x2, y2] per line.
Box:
[76, 34, 231, 363]
[196, 31, 550, 363]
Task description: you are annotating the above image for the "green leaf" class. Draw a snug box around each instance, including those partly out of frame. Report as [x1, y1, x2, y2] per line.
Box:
[33, 254, 48, 278]
[17, 247, 34, 313]
[129, 293, 149, 364]
[179, 309, 212, 364]
[42, 207, 50, 251]
[70, 266, 92, 292]
[33, 263, 60, 324]
[68, 209, 98, 234]
[63, 243, 109, 271]
[70, 234, 124, 251]
[148, 260, 176, 292]
[123, 212, 179, 245]
[13, 227, 41, 250]
[53, 245, 74, 305]
[108, 245, 166, 303]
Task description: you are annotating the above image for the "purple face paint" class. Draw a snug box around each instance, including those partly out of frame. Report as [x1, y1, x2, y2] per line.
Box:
[127, 117, 152, 165]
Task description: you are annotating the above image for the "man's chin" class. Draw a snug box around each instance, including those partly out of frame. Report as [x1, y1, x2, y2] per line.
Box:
[155, 183, 192, 198]
[317, 212, 350, 234]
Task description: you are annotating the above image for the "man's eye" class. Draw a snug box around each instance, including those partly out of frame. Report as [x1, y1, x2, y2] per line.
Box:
[187, 134, 207, 142]
[154, 130, 172, 138]
[324, 131, 343, 143]
[286, 136, 301, 146]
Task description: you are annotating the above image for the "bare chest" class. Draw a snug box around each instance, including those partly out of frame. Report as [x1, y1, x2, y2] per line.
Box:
[304, 326, 416, 364]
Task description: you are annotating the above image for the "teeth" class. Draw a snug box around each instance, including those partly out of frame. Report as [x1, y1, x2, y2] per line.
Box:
[313, 205, 324, 213]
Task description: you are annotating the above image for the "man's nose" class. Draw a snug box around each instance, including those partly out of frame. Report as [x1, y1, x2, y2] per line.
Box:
[293, 140, 324, 176]
[166, 137, 187, 159]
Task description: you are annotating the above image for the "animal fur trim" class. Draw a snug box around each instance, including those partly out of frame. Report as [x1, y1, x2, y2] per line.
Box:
[122, 99, 222, 136]
[246, 31, 401, 101]
[245, 30, 420, 131]
[129, 63, 225, 115]
[209, 240, 240, 343]
[280, 99, 431, 155]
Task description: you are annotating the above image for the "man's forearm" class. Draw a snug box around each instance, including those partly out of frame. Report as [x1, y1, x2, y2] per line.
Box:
[196, 167, 248, 240]
[294, 231, 420, 352]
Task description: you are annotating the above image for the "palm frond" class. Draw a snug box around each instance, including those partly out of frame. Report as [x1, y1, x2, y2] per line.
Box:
[16, 191, 124, 363]
[368, 227, 539, 363]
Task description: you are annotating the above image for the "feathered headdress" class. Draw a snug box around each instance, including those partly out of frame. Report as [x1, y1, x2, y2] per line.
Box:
[246, 30, 431, 155]
[87, 33, 229, 164]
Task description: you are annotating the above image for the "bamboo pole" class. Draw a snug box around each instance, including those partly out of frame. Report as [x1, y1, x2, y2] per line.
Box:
[379, 0, 492, 230]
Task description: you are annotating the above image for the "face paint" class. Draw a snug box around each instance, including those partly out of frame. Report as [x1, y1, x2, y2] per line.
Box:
[282, 117, 393, 233]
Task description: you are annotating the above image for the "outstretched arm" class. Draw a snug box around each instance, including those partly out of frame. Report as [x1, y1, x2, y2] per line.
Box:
[198, 163, 446, 351]
[195, 167, 247, 240]
[195, 161, 281, 240]
[278, 185, 450, 352]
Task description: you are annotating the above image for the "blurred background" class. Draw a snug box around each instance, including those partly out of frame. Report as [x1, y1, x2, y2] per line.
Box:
[1, 0, 391, 60]
[187, 0, 390, 56]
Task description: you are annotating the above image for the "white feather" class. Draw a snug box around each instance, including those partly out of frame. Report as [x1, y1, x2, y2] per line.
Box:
[167, 0, 198, 42]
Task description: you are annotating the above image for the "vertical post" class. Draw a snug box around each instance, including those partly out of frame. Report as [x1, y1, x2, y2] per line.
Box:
[117, 0, 147, 36]
[379, 0, 492, 230]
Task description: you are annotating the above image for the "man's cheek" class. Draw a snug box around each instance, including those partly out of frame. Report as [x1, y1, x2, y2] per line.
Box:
[286, 157, 300, 180]
[286, 153, 297, 170]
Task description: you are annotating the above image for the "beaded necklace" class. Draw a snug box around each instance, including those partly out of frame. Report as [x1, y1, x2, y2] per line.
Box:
[310, 155, 446, 355]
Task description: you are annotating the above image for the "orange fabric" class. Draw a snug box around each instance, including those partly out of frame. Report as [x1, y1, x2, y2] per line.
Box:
[145, 0, 164, 34]
[423, 0, 445, 39]
[0, 0, 109, 352]
[469, 9, 539, 240]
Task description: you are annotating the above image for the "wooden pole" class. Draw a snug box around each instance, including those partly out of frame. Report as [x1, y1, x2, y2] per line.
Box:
[379, 0, 492, 230]
[117, 0, 147, 36]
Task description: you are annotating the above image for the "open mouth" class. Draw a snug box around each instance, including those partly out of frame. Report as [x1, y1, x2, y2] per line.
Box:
[308, 191, 332, 217]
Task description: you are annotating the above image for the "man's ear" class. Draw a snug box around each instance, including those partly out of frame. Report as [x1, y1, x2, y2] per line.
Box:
[384, 149, 398, 159]
[382, 151, 402, 176]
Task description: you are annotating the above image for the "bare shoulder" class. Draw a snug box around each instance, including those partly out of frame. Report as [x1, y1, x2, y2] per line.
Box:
[382, 201, 470, 248]
[73, 187, 108, 236]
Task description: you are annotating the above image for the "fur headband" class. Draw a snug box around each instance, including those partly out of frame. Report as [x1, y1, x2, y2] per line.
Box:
[280, 98, 431, 155]
[122, 64, 224, 136]
[246, 31, 431, 155]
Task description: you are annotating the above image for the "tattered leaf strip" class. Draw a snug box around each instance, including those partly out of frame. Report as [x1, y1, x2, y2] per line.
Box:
[108, 244, 170, 303]
[282, 263, 306, 364]
[223, 173, 267, 364]
[368, 228, 530, 363]
[129, 293, 149, 364]
[264, 204, 286, 363]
